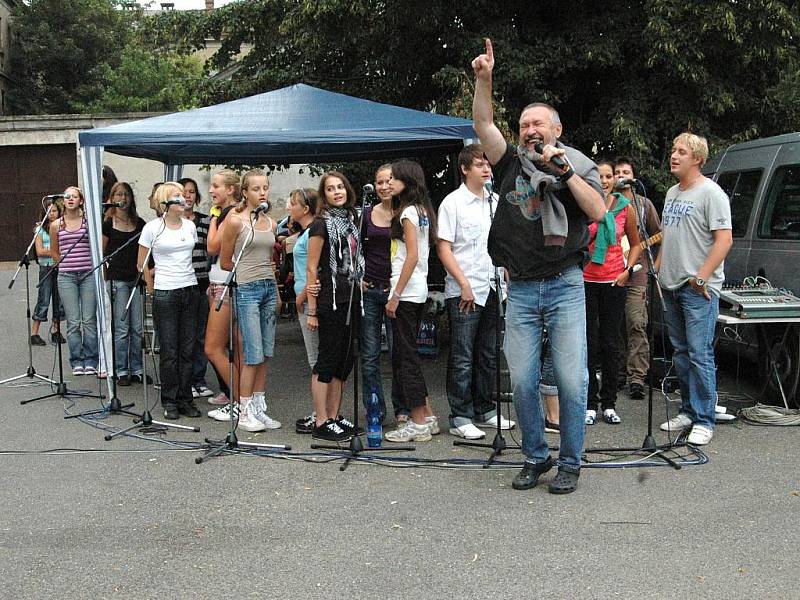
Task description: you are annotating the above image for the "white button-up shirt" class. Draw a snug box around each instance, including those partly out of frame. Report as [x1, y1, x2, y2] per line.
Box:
[437, 183, 505, 306]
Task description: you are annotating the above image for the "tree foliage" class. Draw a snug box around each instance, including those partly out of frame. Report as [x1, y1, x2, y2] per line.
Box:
[142, 0, 800, 197]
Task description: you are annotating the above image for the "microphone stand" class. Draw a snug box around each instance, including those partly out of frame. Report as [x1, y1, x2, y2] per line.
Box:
[197, 209, 289, 463]
[64, 231, 142, 419]
[1, 219, 56, 387]
[311, 186, 413, 471]
[105, 223, 199, 439]
[628, 183, 680, 469]
[21, 222, 104, 405]
[453, 176, 520, 466]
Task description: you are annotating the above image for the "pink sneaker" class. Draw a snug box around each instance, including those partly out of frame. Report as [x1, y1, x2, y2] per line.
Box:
[208, 392, 229, 406]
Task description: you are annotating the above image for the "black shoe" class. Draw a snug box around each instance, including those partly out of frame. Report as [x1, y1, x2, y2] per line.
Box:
[629, 383, 645, 400]
[117, 375, 131, 387]
[130, 374, 153, 385]
[544, 419, 560, 434]
[30, 334, 46, 346]
[548, 468, 580, 494]
[163, 405, 180, 420]
[51, 331, 66, 345]
[512, 456, 554, 490]
[336, 415, 364, 436]
[312, 418, 352, 442]
[178, 402, 202, 418]
[295, 414, 315, 434]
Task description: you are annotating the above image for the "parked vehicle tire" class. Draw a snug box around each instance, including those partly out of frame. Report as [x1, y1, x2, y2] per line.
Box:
[758, 324, 800, 408]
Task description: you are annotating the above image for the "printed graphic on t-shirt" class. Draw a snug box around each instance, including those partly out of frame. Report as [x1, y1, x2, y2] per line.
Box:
[505, 175, 542, 221]
[662, 196, 695, 228]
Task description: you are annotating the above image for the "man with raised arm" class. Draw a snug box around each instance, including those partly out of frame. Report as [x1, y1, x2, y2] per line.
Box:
[471, 39, 605, 494]
[657, 133, 732, 446]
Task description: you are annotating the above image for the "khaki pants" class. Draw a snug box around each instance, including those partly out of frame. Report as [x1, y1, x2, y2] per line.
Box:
[625, 285, 649, 386]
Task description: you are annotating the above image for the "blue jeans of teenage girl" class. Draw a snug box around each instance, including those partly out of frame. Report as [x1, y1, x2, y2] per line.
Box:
[57, 271, 98, 369]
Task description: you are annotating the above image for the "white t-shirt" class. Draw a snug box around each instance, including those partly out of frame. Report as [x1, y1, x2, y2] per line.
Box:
[437, 183, 505, 306]
[658, 178, 732, 294]
[139, 218, 198, 290]
[390, 205, 430, 303]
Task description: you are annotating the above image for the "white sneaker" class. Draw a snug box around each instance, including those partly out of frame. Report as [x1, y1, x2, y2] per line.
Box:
[715, 405, 736, 422]
[585, 410, 597, 425]
[191, 386, 200, 398]
[208, 403, 238, 421]
[476, 414, 516, 430]
[195, 384, 214, 397]
[236, 397, 266, 432]
[687, 424, 713, 445]
[659, 413, 693, 432]
[425, 415, 440, 435]
[385, 420, 432, 442]
[449, 423, 486, 440]
[250, 392, 282, 429]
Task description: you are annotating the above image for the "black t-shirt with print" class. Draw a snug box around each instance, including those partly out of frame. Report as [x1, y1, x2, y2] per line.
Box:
[309, 217, 358, 307]
[487, 142, 602, 280]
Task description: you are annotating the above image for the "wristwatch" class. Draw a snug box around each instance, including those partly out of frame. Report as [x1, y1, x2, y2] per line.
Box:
[694, 276, 706, 287]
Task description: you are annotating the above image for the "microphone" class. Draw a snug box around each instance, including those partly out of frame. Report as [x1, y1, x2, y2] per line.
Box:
[533, 142, 567, 169]
[615, 177, 637, 189]
[483, 181, 493, 195]
[163, 196, 187, 208]
[362, 183, 375, 195]
[102, 202, 124, 209]
[253, 201, 270, 215]
[45, 194, 65, 200]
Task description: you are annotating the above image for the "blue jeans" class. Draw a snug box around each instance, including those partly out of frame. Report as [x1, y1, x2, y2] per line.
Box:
[235, 279, 278, 364]
[152, 285, 199, 408]
[57, 271, 98, 369]
[360, 286, 405, 421]
[504, 266, 588, 472]
[33, 266, 65, 322]
[661, 285, 719, 429]
[111, 280, 143, 377]
[446, 292, 498, 427]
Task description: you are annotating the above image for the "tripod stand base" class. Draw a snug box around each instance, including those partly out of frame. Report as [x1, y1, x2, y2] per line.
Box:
[196, 430, 290, 463]
[312, 434, 414, 471]
[64, 398, 137, 420]
[454, 431, 521, 467]
[104, 410, 200, 440]
[0, 369, 57, 386]
[21, 383, 104, 405]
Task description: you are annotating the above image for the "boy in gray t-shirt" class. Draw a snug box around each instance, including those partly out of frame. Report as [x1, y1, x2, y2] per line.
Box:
[656, 132, 733, 447]
[658, 178, 731, 295]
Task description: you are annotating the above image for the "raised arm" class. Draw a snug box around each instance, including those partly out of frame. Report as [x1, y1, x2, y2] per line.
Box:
[471, 38, 506, 165]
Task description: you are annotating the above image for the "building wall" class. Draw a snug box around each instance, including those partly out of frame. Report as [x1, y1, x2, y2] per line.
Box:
[0, 113, 317, 262]
[0, 1, 16, 115]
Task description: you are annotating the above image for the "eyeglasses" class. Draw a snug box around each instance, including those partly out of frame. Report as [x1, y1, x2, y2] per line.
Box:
[113, 191, 131, 198]
[63, 195, 80, 200]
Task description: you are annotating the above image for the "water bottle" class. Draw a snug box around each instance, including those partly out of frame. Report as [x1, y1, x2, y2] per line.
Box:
[366, 386, 383, 448]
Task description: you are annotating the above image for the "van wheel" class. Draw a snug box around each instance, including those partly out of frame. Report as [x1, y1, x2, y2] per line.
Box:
[758, 325, 800, 408]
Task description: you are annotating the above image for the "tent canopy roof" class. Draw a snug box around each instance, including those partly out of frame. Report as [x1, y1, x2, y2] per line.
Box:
[78, 84, 476, 164]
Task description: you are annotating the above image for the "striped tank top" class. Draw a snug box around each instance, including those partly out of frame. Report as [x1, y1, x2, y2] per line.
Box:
[58, 217, 93, 272]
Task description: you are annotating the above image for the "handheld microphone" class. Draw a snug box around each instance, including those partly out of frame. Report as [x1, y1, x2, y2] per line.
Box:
[533, 142, 567, 169]
[362, 183, 375, 195]
[45, 194, 65, 200]
[615, 177, 637, 189]
[253, 201, 270, 215]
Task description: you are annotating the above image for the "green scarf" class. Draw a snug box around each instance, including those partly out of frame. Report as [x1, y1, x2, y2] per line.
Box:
[591, 193, 629, 264]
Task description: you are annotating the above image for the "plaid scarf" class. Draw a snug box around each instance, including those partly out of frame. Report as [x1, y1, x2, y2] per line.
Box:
[324, 207, 364, 310]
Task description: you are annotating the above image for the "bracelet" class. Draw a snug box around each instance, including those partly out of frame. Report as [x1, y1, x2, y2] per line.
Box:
[306, 311, 317, 317]
[561, 168, 575, 182]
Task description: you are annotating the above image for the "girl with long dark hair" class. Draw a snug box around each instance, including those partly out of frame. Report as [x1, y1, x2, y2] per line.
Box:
[305, 171, 363, 442]
[102, 182, 146, 385]
[384, 160, 439, 442]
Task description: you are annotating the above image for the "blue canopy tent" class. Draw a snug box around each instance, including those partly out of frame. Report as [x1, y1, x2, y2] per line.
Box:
[77, 83, 476, 385]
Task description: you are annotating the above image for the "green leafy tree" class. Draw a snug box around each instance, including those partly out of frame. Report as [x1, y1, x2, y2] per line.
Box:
[8, 0, 136, 114]
[147, 0, 800, 198]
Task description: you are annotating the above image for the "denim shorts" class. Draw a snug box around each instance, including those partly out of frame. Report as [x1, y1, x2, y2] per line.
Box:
[207, 282, 231, 305]
[235, 279, 278, 364]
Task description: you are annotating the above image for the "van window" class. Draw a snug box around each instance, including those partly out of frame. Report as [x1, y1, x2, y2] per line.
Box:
[759, 165, 800, 239]
[717, 170, 761, 238]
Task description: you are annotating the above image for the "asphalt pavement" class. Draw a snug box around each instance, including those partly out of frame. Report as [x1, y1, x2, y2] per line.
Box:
[0, 266, 797, 600]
